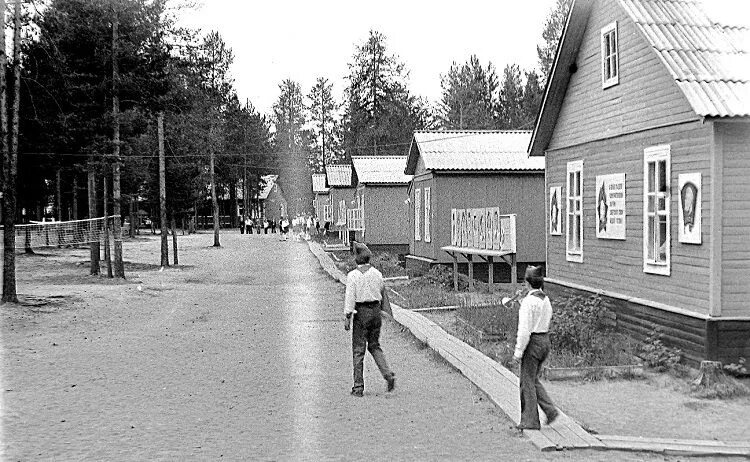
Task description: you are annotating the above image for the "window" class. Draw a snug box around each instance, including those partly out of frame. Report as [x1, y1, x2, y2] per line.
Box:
[414, 188, 421, 241]
[566, 160, 583, 262]
[424, 187, 431, 242]
[643, 145, 671, 275]
[601, 22, 619, 88]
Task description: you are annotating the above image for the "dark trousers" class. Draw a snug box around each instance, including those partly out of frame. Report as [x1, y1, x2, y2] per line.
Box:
[352, 301, 392, 392]
[519, 333, 556, 429]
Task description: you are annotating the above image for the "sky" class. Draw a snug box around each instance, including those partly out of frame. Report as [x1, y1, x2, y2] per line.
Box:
[177, 0, 558, 117]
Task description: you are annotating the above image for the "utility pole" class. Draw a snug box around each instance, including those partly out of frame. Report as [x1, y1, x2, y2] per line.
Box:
[320, 87, 326, 170]
[111, 4, 125, 278]
[158, 111, 169, 267]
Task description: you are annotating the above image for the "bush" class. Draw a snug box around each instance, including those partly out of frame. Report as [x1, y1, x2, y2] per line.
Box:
[550, 295, 607, 356]
[639, 328, 682, 372]
[724, 357, 748, 377]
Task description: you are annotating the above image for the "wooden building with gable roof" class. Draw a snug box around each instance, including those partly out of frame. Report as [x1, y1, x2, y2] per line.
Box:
[405, 130, 546, 283]
[529, 0, 750, 363]
[325, 164, 357, 243]
[350, 156, 413, 254]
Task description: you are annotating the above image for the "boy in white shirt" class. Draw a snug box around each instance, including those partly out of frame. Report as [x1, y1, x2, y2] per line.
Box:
[344, 242, 396, 397]
[512, 265, 559, 430]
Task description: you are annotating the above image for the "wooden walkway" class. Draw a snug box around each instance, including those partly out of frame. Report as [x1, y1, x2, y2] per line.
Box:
[307, 242, 750, 457]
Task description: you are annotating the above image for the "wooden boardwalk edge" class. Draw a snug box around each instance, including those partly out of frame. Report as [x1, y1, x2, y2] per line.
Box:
[307, 242, 750, 457]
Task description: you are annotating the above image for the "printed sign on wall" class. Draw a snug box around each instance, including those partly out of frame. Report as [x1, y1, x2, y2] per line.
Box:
[489, 207, 500, 250]
[678, 173, 701, 244]
[451, 209, 458, 246]
[549, 186, 562, 236]
[595, 173, 626, 240]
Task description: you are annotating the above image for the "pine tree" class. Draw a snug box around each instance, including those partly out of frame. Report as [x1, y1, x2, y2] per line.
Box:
[343, 30, 428, 158]
[496, 64, 525, 129]
[439, 55, 498, 130]
[307, 77, 343, 172]
[273, 79, 312, 216]
[537, 0, 574, 83]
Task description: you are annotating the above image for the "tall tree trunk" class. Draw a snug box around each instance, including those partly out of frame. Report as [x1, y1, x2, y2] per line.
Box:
[111, 7, 125, 278]
[87, 164, 100, 275]
[2, 0, 19, 302]
[56, 168, 62, 221]
[171, 214, 178, 265]
[72, 175, 79, 220]
[230, 180, 237, 228]
[210, 119, 220, 247]
[158, 112, 169, 267]
[129, 196, 135, 238]
[103, 175, 113, 278]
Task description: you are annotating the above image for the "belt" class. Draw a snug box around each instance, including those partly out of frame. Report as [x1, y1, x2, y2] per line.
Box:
[530, 332, 549, 336]
[355, 300, 380, 306]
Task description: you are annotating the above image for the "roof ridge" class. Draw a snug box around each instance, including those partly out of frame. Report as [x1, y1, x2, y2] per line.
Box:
[415, 129, 532, 134]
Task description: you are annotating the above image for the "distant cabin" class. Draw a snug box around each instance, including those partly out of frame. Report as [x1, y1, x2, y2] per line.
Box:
[258, 174, 286, 223]
[405, 130, 546, 282]
[529, 0, 750, 364]
[350, 156, 413, 254]
[325, 164, 357, 244]
[312, 173, 330, 225]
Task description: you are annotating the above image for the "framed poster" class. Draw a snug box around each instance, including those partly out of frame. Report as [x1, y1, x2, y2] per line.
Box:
[499, 214, 517, 253]
[678, 173, 701, 244]
[471, 209, 480, 249]
[549, 187, 562, 235]
[451, 209, 458, 246]
[459, 209, 468, 247]
[485, 208, 494, 250]
[477, 209, 487, 249]
[595, 173, 626, 240]
[488, 207, 500, 250]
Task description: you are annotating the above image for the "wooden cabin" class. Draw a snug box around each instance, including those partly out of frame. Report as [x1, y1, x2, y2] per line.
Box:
[350, 156, 413, 254]
[325, 164, 357, 244]
[405, 130, 546, 283]
[258, 174, 287, 222]
[312, 173, 331, 225]
[528, 0, 750, 364]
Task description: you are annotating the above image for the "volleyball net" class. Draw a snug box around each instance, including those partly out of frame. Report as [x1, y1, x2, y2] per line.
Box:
[12, 216, 120, 249]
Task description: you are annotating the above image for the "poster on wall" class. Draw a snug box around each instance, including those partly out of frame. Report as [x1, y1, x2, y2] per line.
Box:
[477, 209, 487, 249]
[549, 187, 562, 235]
[487, 209, 494, 250]
[488, 207, 499, 250]
[451, 209, 458, 246]
[595, 173, 626, 240]
[678, 173, 701, 244]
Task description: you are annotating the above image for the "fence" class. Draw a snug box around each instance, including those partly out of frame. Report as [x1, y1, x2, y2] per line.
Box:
[10, 216, 119, 249]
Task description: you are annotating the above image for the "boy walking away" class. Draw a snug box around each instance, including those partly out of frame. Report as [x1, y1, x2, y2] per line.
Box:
[344, 243, 395, 397]
[513, 265, 558, 430]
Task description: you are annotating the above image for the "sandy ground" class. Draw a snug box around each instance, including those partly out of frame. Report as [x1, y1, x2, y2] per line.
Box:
[0, 232, 679, 461]
[424, 310, 750, 444]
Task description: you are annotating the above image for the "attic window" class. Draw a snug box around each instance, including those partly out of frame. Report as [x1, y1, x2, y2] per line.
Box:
[601, 22, 619, 88]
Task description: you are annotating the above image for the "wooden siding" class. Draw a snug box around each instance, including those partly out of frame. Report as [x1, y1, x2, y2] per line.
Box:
[719, 122, 750, 318]
[410, 173, 546, 264]
[547, 0, 697, 152]
[362, 185, 410, 246]
[546, 121, 712, 317]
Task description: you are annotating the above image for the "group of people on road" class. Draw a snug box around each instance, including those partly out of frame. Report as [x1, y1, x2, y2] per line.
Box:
[238, 214, 323, 242]
[341, 241, 557, 431]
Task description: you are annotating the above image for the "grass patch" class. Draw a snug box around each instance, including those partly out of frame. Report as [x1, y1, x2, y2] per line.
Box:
[331, 249, 406, 278]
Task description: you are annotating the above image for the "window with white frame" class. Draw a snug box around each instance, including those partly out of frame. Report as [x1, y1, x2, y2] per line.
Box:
[414, 188, 421, 241]
[601, 22, 619, 88]
[424, 187, 431, 242]
[566, 160, 583, 262]
[643, 145, 671, 275]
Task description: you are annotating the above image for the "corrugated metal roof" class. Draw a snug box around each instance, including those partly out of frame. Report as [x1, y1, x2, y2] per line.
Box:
[325, 164, 353, 187]
[350, 156, 413, 184]
[258, 175, 278, 200]
[311, 174, 328, 193]
[411, 130, 543, 172]
[618, 0, 750, 117]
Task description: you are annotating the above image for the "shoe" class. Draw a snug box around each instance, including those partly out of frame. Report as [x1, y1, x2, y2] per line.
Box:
[516, 424, 540, 431]
[546, 410, 559, 425]
[386, 374, 396, 392]
[351, 389, 363, 397]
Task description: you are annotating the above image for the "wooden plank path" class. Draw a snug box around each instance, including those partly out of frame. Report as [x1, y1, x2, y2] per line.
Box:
[307, 242, 750, 456]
